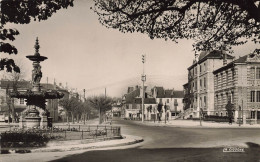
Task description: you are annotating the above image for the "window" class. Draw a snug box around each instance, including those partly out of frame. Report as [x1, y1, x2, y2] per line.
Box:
[251, 91, 255, 102]
[226, 93, 229, 103]
[204, 96, 206, 107]
[195, 67, 197, 75]
[195, 81, 197, 90]
[204, 77, 206, 88]
[232, 69, 235, 80]
[220, 73, 223, 85]
[250, 67, 255, 79]
[200, 65, 202, 73]
[257, 91, 260, 102]
[216, 75, 218, 86]
[257, 68, 260, 79]
[200, 79, 202, 88]
[226, 71, 228, 86]
[231, 92, 234, 103]
[204, 63, 206, 72]
[20, 98, 24, 104]
[167, 99, 169, 103]
[251, 111, 256, 119]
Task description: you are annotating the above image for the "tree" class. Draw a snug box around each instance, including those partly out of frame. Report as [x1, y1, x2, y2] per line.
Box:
[59, 96, 75, 124]
[87, 95, 113, 124]
[226, 100, 234, 120]
[93, 0, 259, 53]
[2, 61, 26, 123]
[157, 102, 163, 121]
[1, 0, 74, 73]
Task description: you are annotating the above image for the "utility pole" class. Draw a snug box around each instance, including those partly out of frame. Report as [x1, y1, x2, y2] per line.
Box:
[141, 54, 146, 123]
[195, 52, 202, 126]
[83, 89, 86, 101]
[105, 87, 106, 98]
[164, 102, 167, 124]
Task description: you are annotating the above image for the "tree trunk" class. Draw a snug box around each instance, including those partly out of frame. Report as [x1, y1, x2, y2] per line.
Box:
[11, 99, 15, 123]
[66, 112, 69, 124]
[99, 107, 102, 124]
[83, 114, 86, 125]
[71, 112, 75, 124]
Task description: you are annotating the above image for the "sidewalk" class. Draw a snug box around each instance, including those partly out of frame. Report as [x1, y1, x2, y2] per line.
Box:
[135, 119, 260, 128]
[0, 135, 143, 162]
[31, 134, 143, 152]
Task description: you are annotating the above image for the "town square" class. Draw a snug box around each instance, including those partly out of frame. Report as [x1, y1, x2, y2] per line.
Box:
[0, 0, 260, 162]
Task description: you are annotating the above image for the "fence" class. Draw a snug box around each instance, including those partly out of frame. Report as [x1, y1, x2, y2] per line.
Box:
[3, 125, 121, 141]
[47, 125, 121, 140]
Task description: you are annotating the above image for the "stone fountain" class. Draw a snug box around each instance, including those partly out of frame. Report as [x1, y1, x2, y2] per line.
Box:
[10, 38, 64, 128]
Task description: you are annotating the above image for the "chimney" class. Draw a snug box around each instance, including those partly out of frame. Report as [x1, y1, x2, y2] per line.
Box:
[223, 53, 227, 66]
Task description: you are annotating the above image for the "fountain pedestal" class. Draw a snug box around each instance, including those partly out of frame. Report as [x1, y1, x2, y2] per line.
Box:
[25, 108, 41, 128]
[9, 38, 64, 128]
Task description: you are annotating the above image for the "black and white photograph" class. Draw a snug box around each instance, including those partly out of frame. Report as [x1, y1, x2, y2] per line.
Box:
[0, 0, 260, 161]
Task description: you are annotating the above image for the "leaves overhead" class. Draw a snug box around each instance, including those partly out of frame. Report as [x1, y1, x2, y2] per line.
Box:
[87, 95, 113, 113]
[0, 0, 74, 73]
[93, 0, 260, 53]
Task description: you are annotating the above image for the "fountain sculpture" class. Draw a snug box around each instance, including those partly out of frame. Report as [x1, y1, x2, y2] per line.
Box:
[10, 38, 64, 128]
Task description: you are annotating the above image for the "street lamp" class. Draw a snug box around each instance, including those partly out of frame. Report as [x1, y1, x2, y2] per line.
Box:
[164, 102, 167, 124]
[141, 54, 146, 123]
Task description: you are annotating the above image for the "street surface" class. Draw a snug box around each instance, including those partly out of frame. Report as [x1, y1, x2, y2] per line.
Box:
[52, 118, 260, 162]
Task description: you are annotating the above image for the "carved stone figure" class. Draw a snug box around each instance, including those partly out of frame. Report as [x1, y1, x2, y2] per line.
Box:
[32, 64, 42, 84]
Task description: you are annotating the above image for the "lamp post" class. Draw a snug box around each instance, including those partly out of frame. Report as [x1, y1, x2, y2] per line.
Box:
[164, 102, 167, 124]
[141, 54, 146, 122]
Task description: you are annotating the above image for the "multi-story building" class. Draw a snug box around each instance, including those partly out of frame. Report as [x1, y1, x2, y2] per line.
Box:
[151, 87, 184, 119]
[213, 53, 260, 122]
[184, 50, 234, 118]
[122, 86, 156, 119]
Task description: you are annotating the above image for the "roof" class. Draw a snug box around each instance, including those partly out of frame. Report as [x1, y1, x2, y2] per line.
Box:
[172, 91, 184, 98]
[154, 87, 165, 98]
[213, 55, 248, 74]
[133, 98, 157, 104]
[125, 88, 140, 104]
[0, 80, 67, 91]
[188, 50, 234, 70]
[0, 80, 31, 89]
[154, 87, 184, 98]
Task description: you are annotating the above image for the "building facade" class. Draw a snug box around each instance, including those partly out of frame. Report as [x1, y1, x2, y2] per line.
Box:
[213, 53, 260, 122]
[184, 50, 234, 118]
[151, 87, 184, 119]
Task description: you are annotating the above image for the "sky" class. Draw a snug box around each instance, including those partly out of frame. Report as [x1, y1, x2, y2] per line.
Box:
[1, 0, 258, 98]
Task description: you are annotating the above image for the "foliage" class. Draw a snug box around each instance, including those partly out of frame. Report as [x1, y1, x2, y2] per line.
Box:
[204, 115, 231, 122]
[87, 95, 113, 113]
[0, 0, 74, 73]
[93, 0, 260, 53]
[225, 100, 234, 119]
[157, 103, 163, 113]
[0, 129, 49, 148]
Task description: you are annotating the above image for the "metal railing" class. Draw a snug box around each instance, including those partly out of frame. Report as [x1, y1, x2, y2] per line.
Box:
[2, 125, 121, 141]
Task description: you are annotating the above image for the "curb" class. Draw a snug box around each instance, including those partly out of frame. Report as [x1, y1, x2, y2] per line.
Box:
[31, 135, 143, 152]
[134, 121, 260, 129]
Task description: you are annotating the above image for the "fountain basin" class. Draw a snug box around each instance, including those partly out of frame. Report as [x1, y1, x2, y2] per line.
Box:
[25, 117, 41, 128]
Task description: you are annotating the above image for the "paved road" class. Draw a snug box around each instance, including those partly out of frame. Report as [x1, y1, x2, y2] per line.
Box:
[52, 118, 260, 162]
